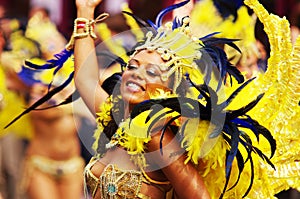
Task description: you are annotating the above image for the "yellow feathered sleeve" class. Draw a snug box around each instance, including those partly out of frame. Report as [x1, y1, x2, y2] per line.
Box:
[222, 0, 300, 196]
[189, 0, 300, 198]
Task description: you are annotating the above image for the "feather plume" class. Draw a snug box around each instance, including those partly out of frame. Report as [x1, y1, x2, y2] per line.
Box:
[5, 72, 74, 128]
[213, 0, 244, 21]
[155, 0, 190, 27]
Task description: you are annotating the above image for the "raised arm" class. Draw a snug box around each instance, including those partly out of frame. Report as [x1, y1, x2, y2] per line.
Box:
[74, 0, 108, 117]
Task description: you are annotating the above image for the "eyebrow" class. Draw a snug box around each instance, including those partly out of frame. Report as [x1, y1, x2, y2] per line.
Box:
[128, 59, 139, 65]
[129, 59, 161, 70]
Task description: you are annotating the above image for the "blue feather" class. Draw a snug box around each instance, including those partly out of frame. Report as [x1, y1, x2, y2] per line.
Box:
[146, 109, 174, 136]
[227, 149, 244, 191]
[159, 115, 180, 155]
[5, 71, 74, 129]
[199, 32, 221, 40]
[18, 65, 42, 86]
[155, 0, 190, 27]
[218, 77, 256, 111]
[24, 48, 74, 91]
[243, 151, 254, 197]
[231, 118, 259, 140]
[172, 17, 182, 29]
[24, 49, 73, 70]
[147, 19, 157, 30]
[213, 0, 244, 21]
[238, 133, 253, 162]
[224, 123, 240, 177]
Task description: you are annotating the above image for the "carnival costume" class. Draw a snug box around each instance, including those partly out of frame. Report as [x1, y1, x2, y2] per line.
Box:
[5, 0, 300, 198]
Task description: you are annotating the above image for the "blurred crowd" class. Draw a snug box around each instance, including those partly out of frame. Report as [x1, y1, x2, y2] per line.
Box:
[0, 0, 299, 199]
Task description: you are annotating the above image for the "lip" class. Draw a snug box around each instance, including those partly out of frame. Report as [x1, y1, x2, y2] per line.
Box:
[125, 80, 145, 92]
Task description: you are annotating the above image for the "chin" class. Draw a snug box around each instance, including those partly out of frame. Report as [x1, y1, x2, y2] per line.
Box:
[122, 92, 149, 105]
[123, 95, 143, 105]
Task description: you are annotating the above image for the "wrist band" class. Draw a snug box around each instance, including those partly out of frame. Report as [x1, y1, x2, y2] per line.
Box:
[66, 13, 109, 50]
[73, 13, 109, 40]
[73, 18, 90, 39]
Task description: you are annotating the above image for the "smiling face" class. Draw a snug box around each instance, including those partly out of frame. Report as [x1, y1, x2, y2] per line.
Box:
[120, 50, 171, 107]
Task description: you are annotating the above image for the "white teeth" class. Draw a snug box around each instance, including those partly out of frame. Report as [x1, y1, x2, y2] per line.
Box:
[128, 82, 140, 91]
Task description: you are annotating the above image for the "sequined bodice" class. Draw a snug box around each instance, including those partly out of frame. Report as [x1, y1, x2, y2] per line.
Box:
[84, 156, 171, 199]
[99, 164, 143, 198]
[84, 159, 151, 199]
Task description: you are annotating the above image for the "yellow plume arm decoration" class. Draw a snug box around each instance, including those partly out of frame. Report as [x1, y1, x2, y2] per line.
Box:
[203, 1, 300, 197]
[221, 0, 300, 195]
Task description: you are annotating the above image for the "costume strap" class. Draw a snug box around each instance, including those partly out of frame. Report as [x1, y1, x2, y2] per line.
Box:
[140, 167, 171, 185]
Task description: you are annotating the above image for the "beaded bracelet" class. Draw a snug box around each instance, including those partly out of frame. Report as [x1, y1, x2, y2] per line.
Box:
[73, 18, 90, 39]
[66, 13, 109, 50]
[73, 13, 109, 40]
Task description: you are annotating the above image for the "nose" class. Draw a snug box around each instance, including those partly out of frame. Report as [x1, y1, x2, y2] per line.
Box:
[131, 67, 144, 80]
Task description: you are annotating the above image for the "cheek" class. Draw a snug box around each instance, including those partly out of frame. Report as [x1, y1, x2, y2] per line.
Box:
[144, 74, 169, 87]
[120, 82, 125, 97]
[121, 70, 130, 82]
[120, 72, 129, 92]
[147, 79, 170, 90]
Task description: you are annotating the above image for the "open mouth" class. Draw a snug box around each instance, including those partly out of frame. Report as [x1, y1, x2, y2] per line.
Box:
[126, 81, 145, 92]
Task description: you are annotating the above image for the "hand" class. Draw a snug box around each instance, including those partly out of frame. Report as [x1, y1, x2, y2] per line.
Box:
[75, 0, 103, 9]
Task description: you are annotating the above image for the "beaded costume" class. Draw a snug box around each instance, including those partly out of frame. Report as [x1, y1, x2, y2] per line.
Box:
[6, 0, 300, 198]
[84, 157, 171, 199]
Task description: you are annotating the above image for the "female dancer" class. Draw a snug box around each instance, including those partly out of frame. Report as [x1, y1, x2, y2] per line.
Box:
[73, 0, 276, 198]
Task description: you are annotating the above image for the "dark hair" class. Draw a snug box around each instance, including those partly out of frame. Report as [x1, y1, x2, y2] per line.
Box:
[96, 82, 124, 155]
